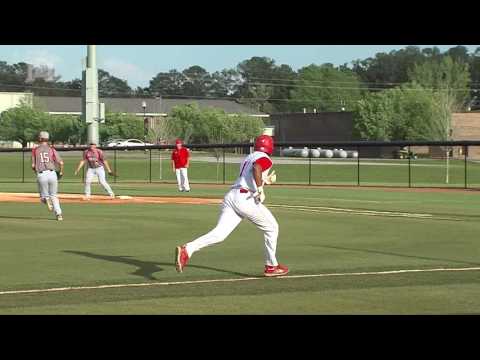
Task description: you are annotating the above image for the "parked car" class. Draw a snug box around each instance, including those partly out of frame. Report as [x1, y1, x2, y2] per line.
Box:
[468, 99, 480, 111]
[393, 147, 417, 159]
[107, 139, 154, 151]
[105, 139, 126, 147]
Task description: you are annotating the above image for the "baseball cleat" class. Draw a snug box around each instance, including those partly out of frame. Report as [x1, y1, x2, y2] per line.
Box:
[45, 198, 53, 212]
[56, 215, 63, 221]
[110, 194, 115, 199]
[264, 264, 289, 277]
[175, 245, 189, 273]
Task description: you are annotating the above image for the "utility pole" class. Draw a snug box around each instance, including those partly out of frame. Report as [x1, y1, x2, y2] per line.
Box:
[82, 45, 103, 145]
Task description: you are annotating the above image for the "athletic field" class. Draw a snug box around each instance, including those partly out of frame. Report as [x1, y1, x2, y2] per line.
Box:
[2, 150, 480, 188]
[1, 181, 479, 314]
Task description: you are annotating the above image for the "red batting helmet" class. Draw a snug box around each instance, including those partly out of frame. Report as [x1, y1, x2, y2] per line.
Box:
[254, 135, 274, 155]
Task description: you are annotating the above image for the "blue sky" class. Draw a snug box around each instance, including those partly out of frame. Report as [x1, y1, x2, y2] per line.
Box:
[0, 45, 478, 88]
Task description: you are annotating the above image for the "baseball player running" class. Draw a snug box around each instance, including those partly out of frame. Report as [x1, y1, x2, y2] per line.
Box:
[31, 131, 64, 221]
[175, 134, 288, 277]
[171, 139, 190, 192]
[74, 142, 115, 200]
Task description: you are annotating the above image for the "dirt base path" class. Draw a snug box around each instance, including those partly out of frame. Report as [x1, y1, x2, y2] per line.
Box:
[0, 193, 222, 205]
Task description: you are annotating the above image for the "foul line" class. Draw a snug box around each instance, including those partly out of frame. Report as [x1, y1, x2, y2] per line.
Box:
[270, 204, 461, 221]
[1, 266, 480, 296]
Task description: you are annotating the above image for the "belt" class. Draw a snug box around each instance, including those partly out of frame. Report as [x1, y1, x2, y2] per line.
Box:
[38, 170, 53, 174]
[239, 188, 248, 193]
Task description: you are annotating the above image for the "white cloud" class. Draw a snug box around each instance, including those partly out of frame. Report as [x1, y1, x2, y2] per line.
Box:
[101, 58, 151, 87]
[24, 49, 63, 68]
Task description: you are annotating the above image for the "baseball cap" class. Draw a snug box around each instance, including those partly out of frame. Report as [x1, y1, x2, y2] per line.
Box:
[39, 131, 49, 140]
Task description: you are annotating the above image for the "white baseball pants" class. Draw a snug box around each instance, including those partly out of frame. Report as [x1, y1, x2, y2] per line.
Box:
[175, 168, 190, 191]
[85, 166, 114, 197]
[185, 188, 279, 266]
[37, 170, 62, 216]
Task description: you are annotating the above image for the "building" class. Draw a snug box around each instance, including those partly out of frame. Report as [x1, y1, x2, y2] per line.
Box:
[0, 92, 33, 114]
[33, 96, 268, 131]
[269, 111, 397, 157]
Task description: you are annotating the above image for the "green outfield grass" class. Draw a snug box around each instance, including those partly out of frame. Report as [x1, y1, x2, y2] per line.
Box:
[2, 150, 480, 188]
[1, 183, 480, 314]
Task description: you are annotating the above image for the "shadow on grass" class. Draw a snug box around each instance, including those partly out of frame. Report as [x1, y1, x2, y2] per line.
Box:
[318, 245, 480, 267]
[0, 215, 53, 221]
[63, 250, 253, 280]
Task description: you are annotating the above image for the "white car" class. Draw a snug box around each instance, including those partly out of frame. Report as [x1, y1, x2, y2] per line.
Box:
[106, 139, 126, 147]
[108, 139, 154, 147]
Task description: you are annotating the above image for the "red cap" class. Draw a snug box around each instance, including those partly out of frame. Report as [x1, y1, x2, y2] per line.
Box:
[175, 139, 183, 145]
[254, 135, 274, 155]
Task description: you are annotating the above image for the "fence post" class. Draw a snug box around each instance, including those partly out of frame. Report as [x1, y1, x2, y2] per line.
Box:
[149, 149, 152, 183]
[114, 149, 117, 184]
[464, 145, 468, 189]
[22, 148, 25, 183]
[308, 149, 312, 185]
[222, 147, 226, 185]
[408, 145, 411, 188]
[357, 146, 360, 186]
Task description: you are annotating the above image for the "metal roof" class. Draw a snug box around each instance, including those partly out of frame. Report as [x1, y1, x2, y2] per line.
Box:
[35, 96, 267, 116]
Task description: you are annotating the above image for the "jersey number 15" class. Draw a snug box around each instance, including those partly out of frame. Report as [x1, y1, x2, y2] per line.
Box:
[39, 152, 50, 163]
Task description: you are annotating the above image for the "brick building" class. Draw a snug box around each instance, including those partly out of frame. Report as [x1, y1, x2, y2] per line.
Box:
[422, 112, 480, 159]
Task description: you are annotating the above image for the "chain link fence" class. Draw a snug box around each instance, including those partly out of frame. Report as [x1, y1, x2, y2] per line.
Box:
[2, 141, 480, 189]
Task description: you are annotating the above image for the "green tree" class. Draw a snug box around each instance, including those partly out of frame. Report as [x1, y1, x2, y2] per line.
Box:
[270, 64, 297, 112]
[209, 69, 242, 97]
[100, 111, 144, 142]
[469, 47, 480, 103]
[181, 66, 211, 96]
[168, 103, 264, 144]
[290, 64, 364, 112]
[98, 69, 133, 97]
[407, 55, 471, 111]
[0, 103, 50, 146]
[353, 84, 450, 141]
[149, 69, 186, 96]
[168, 103, 202, 143]
[47, 115, 85, 144]
[236, 56, 292, 113]
[0, 61, 29, 90]
[353, 90, 396, 140]
[351, 46, 427, 88]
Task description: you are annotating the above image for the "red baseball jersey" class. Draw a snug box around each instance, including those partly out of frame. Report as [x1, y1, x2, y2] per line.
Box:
[32, 144, 62, 172]
[171, 148, 190, 169]
[83, 148, 106, 168]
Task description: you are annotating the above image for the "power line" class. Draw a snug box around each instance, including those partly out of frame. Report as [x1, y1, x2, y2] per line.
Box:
[247, 82, 477, 92]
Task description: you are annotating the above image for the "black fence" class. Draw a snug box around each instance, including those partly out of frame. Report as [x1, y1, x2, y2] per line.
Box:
[2, 141, 480, 189]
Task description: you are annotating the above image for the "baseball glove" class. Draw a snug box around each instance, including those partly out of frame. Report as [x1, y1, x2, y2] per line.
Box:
[56, 171, 63, 180]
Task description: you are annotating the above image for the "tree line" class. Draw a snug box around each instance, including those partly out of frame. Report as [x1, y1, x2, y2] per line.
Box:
[1, 45, 479, 111]
[0, 102, 265, 147]
[1, 45, 479, 142]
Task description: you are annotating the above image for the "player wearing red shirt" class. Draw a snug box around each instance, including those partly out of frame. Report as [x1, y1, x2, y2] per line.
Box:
[74, 142, 115, 200]
[31, 131, 64, 221]
[171, 139, 190, 192]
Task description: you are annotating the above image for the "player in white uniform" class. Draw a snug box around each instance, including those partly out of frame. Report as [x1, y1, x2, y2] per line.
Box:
[175, 135, 288, 277]
[74, 142, 115, 200]
[31, 131, 64, 221]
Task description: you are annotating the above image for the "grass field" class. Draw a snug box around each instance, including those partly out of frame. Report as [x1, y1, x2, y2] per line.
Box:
[2, 150, 480, 188]
[1, 181, 480, 314]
